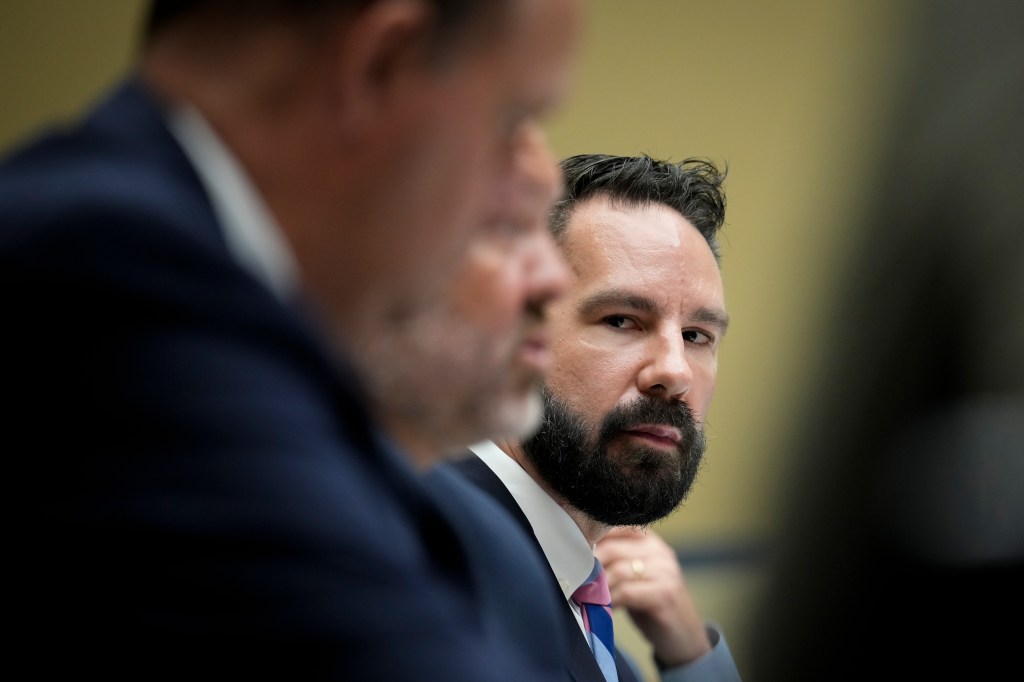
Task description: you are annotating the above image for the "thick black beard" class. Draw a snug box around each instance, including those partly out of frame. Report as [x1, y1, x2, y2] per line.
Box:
[522, 390, 706, 526]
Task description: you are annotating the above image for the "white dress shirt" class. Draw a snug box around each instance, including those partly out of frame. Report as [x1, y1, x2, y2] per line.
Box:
[165, 104, 299, 301]
[469, 439, 594, 637]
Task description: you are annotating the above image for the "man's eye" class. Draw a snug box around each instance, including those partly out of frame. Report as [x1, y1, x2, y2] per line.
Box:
[603, 316, 636, 330]
[683, 329, 712, 345]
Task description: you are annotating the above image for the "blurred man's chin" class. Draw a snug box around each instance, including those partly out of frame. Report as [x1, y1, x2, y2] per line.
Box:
[491, 387, 544, 442]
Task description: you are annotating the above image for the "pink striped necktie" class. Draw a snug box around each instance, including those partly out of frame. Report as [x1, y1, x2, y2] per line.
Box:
[572, 558, 618, 682]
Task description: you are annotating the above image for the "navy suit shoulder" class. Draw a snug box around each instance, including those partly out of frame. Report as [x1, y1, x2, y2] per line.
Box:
[447, 454, 641, 682]
[424, 465, 569, 679]
[2, 80, 555, 680]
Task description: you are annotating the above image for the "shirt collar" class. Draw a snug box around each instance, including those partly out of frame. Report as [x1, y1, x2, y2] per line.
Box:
[468, 440, 595, 601]
[165, 104, 299, 301]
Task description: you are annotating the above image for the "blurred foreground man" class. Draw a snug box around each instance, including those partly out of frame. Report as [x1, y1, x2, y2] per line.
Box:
[1, 0, 584, 677]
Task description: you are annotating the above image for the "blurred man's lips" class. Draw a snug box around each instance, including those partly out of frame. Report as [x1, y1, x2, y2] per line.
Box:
[625, 424, 681, 447]
[519, 333, 552, 372]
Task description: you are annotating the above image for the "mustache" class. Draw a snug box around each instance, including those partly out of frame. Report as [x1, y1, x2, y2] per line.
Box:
[599, 395, 697, 441]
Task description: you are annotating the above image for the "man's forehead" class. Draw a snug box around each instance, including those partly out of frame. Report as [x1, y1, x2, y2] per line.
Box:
[564, 201, 717, 276]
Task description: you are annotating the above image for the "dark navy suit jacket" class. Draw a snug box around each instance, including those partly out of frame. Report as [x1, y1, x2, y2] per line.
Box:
[448, 454, 642, 682]
[1, 79, 565, 680]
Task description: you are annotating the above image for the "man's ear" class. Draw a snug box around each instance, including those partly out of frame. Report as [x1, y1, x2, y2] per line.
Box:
[323, 0, 436, 141]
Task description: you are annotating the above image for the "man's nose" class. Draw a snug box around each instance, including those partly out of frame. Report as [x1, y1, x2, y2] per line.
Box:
[637, 331, 693, 400]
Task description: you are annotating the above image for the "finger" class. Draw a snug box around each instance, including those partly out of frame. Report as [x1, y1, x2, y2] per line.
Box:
[595, 535, 655, 565]
[598, 538, 675, 573]
[605, 554, 677, 598]
[602, 555, 641, 588]
[608, 573, 677, 612]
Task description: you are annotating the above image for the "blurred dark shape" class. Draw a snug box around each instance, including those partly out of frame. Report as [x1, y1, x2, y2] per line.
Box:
[748, 0, 1023, 678]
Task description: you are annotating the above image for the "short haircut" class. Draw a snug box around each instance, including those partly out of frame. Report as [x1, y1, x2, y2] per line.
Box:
[551, 154, 728, 262]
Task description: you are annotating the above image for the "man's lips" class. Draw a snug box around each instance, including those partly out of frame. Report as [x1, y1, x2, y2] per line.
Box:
[623, 424, 682, 446]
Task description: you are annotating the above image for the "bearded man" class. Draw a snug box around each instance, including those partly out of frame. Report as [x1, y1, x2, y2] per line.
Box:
[449, 153, 743, 682]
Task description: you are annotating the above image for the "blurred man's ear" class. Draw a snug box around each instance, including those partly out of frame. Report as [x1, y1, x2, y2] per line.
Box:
[323, 0, 435, 142]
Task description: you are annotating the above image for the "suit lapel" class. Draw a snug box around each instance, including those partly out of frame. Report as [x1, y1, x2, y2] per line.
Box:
[448, 454, 640, 682]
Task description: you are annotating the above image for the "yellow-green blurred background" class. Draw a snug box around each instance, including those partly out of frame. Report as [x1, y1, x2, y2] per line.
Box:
[0, 1, 921, 679]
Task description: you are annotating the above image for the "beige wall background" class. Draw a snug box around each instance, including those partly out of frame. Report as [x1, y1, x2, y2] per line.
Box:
[1, 1, 919, 678]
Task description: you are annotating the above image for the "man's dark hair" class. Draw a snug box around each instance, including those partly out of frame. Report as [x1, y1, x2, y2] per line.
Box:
[551, 154, 728, 262]
[145, 0, 498, 45]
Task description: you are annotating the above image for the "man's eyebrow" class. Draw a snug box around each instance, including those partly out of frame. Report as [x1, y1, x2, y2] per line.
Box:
[578, 290, 731, 335]
[577, 290, 659, 318]
[693, 307, 731, 336]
